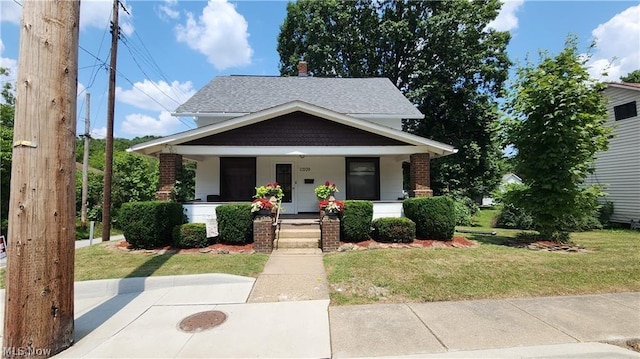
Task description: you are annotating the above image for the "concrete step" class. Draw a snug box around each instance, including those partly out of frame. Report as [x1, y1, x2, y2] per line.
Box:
[278, 228, 321, 239]
[276, 237, 320, 249]
[271, 248, 323, 255]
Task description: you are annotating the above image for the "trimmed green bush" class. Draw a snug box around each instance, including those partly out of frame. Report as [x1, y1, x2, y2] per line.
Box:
[372, 217, 416, 243]
[216, 203, 252, 244]
[119, 201, 184, 249]
[341, 200, 373, 242]
[173, 223, 209, 248]
[403, 197, 455, 240]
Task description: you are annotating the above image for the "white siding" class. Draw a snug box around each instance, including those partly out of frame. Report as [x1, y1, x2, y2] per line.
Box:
[586, 87, 640, 223]
[194, 157, 219, 201]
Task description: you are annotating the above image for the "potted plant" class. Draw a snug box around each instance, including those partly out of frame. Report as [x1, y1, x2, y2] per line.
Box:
[315, 181, 338, 200]
[319, 199, 344, 218]
[251, 198, 274, 216]
[254, 182, 284, 202]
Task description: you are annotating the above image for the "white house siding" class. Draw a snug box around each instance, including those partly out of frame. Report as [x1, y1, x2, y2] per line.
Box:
[194, 157, 220, 201]
[586, 86, 640, 223]
[192, 155, 407, 214]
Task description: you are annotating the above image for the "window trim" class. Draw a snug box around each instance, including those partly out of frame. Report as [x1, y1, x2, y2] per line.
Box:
[345, 157, 380, 200]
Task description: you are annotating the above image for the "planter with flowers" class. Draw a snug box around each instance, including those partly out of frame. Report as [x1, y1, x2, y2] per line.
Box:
[254, 182, 284, 213]
[251, 198, 274, 217]
[319, 199, 344, 219]
[315, 181, 338, 201]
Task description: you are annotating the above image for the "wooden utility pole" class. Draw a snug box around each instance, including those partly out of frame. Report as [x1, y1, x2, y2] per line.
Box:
[81, 92, 90, 228]
[101, 0, 119, 242]
[3, 1, 80, 357]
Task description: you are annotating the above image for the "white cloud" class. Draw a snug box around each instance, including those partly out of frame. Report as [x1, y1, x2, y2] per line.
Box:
[0, 39, 18, 84]
[175, 0, 253, 70]
[0, 0, 134, 35]
[0, 0, 21, 24]
[116, 79, 195, 112]
[81, 0, 134, 36]
[121, 111, 181, 136]
[157, 0, 180, 20]
[487, 0, 524, 32]
[587, 5, 640, 81]
[91, 126, 107, 139]
[77, 82, 87, 97]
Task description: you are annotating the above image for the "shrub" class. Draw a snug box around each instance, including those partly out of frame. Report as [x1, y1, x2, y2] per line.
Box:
[495, 203, 534, 230]
[403, 197, 455, 240]
[119, 201, 184, 249]
[448, 195, 480, 226]
[372, 217, 416, 243]
[173, 223, 209, 248]
[598, 201, 614, 227]
[341, 200, 373, 242]
[216, 203, 252, 244]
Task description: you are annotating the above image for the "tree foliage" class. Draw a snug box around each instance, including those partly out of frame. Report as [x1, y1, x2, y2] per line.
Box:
[620, 69, 640, 83]
[1, 67, 15, 234]
[277, 0, 511, 198]
[111, 152, 159, 210]
[502, 37, 610, 241]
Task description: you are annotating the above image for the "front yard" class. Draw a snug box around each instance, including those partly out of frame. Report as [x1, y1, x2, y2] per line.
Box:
[325, 224, 640, 305]
[0, 243, 268, 289]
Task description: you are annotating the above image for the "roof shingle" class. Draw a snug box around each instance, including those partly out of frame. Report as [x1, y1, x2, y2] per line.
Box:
[174, 76, 423, 118]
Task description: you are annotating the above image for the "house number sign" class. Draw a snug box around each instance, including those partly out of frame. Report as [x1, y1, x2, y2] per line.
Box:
[299, 167, 311, 172]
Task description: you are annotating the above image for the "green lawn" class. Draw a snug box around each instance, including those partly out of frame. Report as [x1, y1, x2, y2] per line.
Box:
[325, 214, 640, 305]
[0, 243, 268, 289]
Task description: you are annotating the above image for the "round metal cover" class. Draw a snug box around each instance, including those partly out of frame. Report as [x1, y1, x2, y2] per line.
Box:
[178, 310, 227, 333]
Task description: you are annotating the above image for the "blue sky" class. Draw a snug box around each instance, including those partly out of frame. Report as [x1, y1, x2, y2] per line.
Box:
[1, 0, 639, 140]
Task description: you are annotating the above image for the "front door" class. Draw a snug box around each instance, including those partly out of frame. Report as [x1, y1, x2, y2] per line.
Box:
[275, 163, 295, 213]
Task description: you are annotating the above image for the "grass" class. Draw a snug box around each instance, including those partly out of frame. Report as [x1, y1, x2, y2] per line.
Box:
[75, 221, 123, 240]
[324, 209, 640, 305]
[0, 242, 268, 289]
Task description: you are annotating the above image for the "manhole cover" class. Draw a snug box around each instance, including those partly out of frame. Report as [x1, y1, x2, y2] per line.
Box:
[178, 310, 227, 333]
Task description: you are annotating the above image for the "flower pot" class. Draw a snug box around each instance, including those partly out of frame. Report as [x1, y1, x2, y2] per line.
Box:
[256, 209, 271, 217]
[325, 212, 339, 219]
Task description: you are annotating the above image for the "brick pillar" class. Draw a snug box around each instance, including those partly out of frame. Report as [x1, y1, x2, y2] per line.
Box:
[253, 216, 274, 253]
[409, 153, 433, 198]
[156, 153, 182, 201]
[321, 217, 340, 252]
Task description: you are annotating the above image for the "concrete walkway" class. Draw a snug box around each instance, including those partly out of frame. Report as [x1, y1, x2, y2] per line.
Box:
[248, 248, 330, 302]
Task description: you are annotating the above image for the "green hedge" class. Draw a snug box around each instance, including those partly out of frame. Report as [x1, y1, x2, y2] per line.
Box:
[216, 203, 252, 244]
[403, 197, 455, 240]
[341, 200, 373, 242]
[173, 223, 209, 248]
[119, 201, 184, 249]
[372, 217, 416, 243]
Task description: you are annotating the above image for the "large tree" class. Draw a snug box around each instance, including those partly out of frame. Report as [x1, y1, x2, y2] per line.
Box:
[502, 37, 610, 241]
[277, 0, 511, 199]
[1, 67, 15, 235]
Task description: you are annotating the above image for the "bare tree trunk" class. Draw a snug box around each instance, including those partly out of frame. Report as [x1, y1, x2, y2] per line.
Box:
[3, 1, 80, 357]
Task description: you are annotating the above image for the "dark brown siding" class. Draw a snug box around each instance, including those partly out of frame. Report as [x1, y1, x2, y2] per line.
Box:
[183, 111, 409, 146]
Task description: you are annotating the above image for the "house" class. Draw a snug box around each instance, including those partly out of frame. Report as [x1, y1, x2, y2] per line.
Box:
[481, 173, 522, 207]
[129, 62, 457, 222]
[585, 82, 640, 224]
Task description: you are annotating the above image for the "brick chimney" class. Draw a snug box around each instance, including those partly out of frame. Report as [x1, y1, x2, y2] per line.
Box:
[297, 61, 308, 77]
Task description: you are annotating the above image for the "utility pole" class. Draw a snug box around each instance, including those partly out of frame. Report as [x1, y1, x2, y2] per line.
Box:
[81, 92, 91, 228]
[101, 0, 120, 242]
[3, 1, 80, 357]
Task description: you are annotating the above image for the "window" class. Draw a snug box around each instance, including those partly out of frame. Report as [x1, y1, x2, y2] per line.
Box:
[614, 101, 637, 121]
[346, 157, 380, 200]
[220, 157, 256, 201]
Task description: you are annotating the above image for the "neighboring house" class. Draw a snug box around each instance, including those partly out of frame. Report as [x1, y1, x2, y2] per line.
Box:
[481, 173, 522, 207]
[585, 82, 640, 224]
[129, 62, 457, 222]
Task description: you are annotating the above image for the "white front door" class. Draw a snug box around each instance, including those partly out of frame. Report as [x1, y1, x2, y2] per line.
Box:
[275, 163, 296, 214]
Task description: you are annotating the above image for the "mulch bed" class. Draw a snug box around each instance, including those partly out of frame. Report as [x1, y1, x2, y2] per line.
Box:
[337, 236, 477, 252]
[111, 240, 255, 254]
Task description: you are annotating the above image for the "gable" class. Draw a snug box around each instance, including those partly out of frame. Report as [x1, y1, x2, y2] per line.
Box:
[182, 111, 408, 147]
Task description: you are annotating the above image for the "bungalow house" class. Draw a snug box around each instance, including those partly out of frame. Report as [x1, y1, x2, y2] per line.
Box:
[586, 82, 640, 225]
[129, 62, 457, 223]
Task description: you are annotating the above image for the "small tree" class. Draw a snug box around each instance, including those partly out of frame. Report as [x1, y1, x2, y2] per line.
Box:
[502, 36, 611, 241]
[620, 69, 640, 83]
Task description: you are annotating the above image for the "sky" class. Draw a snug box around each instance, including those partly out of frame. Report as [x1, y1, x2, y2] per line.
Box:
[1, 0, 639, 140]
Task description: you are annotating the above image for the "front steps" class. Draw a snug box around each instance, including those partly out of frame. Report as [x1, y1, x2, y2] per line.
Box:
[276, 219, 321, 250]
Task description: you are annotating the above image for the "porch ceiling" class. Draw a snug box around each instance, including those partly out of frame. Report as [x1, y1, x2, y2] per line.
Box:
[169, 145, 448, 157]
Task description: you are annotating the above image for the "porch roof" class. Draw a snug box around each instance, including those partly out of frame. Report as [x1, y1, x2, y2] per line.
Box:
[128, 101, 457, 159]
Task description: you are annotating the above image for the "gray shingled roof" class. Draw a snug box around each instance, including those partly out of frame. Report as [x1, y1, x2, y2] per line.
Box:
[174, 76, 423, 117]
